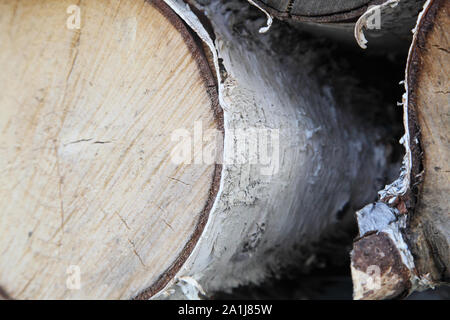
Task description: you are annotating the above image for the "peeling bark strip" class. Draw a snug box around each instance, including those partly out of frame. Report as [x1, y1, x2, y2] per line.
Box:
[404, 0, 450, 285]
[351, 0, 449, 300]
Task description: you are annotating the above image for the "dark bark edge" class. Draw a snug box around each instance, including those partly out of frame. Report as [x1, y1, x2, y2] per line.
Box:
[134, 0, 223, 300]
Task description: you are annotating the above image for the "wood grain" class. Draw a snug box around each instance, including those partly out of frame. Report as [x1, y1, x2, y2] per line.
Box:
[0, 0, 220, 299]
[406, 0, 450, 283]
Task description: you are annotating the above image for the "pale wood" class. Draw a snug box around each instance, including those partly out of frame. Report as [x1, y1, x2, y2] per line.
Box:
[406, 0, 450, 284]
[0, 0, 219, 299]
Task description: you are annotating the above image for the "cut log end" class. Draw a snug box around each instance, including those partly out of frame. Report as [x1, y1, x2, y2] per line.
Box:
[351, 232, 412, 300]
[0, 0, 222, 299]
[351, 0, 450, 300]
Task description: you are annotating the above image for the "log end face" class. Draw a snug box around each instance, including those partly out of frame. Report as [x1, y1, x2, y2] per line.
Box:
[351, 232, 412, 300]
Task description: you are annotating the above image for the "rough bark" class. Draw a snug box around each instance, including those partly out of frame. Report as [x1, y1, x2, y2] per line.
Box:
[351, 0, 449, 300]
[248, 0, 426, 52]
[0, 0, 222, 299]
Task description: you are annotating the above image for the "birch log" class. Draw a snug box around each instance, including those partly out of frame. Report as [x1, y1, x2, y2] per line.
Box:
[0, 0, 402, 300]
[351, 0, 449, 300]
